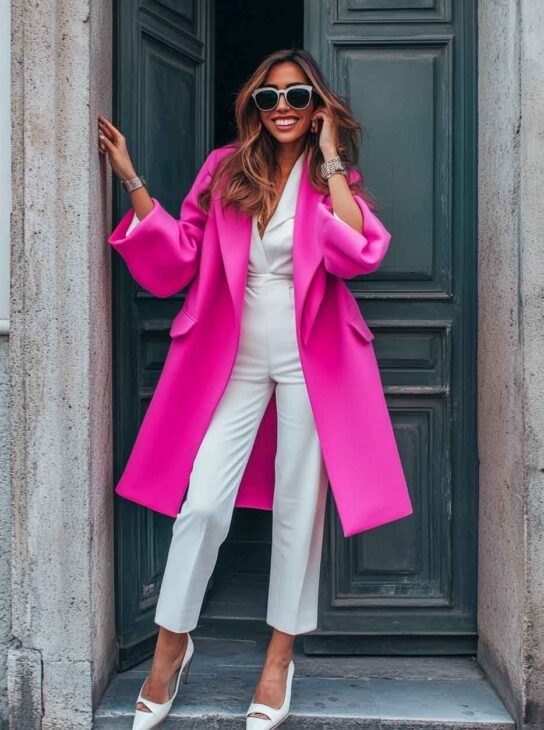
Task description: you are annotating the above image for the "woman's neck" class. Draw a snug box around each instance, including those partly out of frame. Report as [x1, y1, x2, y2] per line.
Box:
[275, 141, 305, 176]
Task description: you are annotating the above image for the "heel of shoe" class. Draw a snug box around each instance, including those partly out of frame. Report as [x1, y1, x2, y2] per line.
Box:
[182, 652, 193, 684]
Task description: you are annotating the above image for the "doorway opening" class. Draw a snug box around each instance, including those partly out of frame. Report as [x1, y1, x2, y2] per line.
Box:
[199, 0, 304, 630]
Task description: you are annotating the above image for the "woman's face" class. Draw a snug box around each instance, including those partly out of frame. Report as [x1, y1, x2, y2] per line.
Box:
[257, 61, 315, 145]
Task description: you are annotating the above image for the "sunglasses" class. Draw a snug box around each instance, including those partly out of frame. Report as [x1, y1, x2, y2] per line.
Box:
[251, 84, 314, 112]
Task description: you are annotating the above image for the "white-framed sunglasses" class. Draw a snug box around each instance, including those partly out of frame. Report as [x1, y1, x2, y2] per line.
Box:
[251, 84, 314, 112]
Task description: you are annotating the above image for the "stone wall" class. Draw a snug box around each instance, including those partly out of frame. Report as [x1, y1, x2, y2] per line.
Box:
[8, 1, 115, 727]
[0, 340, 10, 730]
[477, 1, 544, 727]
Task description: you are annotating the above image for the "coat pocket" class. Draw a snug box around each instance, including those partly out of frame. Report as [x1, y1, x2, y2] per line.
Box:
[347, 313, 375, 342]
[169, 308, 198, 338]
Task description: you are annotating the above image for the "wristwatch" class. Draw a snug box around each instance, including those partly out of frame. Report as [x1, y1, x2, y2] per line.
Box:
[121, 174, 147, 193]
[320, 156, 347, 181]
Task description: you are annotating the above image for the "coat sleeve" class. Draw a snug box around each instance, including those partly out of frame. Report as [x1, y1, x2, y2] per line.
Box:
[317, 168, 392, 280]
[107, 149, 217, 297]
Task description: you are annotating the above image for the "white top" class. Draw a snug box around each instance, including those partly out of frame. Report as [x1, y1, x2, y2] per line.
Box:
[247, 150, 304, 277]
[124, 152, 348, 270]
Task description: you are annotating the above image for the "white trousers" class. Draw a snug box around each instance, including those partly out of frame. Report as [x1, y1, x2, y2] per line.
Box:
[154, 272, 329, 635]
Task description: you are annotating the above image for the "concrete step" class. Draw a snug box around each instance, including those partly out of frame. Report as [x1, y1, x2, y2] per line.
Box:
[94, 627, 515, 729]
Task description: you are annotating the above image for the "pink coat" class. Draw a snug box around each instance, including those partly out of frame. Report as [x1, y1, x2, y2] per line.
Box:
[108, 144, 413, 537]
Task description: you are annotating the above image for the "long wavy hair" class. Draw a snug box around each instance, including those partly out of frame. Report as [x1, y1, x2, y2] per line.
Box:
[198, 48, 376, 220]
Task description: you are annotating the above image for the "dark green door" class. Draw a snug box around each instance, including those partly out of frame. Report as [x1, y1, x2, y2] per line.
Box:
[112, 0, 214, 669]
[304, 0, 478, 654]
[113, 0, 477, 667]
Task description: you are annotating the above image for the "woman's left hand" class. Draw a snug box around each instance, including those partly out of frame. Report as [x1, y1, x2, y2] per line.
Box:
[310, 109, 340, 157]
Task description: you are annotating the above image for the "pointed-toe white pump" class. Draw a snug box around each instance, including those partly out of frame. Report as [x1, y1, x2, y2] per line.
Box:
[245, 659, 295, 730]
[132, 633, 194, 730]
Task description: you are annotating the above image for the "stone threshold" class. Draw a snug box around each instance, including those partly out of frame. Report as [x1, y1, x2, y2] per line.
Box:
[94, 625, 514, 729]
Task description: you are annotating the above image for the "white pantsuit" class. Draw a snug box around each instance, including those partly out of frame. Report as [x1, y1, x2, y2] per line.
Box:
[129, 151, 330, 635]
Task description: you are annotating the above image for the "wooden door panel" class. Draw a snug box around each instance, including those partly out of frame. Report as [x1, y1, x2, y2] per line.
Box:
[113, 0, 213, 669]
[335, 40, 452, 294]
[334, 0, 452, 24]
[305, 0, 477, 653]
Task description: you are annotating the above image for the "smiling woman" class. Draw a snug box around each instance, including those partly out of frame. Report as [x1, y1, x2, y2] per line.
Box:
[101, 46, 410, 730]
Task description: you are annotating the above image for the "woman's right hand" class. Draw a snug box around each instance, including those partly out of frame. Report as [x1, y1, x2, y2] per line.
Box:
[98, 116, 137, 181]
[98, 115, 155, 223]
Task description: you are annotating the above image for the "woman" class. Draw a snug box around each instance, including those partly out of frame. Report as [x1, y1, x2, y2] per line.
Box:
[99, 48, 412, 730]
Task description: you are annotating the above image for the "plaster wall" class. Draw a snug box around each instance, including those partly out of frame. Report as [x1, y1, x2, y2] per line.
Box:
[477, 1, 544, 726]
[8, 0, 115, 727]
[0, 342, 10, 730]
[0, 1, 12, 727]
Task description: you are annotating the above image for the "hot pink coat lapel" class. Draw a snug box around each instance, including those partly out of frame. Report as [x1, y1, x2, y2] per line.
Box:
[212, 198, 251, 328]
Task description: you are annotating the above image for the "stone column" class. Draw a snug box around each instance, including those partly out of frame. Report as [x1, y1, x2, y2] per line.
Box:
[0, 0, 12, 720]
[477, 1, 544, 727]
[9, 1, 115, 728]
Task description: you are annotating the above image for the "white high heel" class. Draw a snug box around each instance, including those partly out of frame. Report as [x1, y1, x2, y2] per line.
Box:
[245, 659, 295, 730]
[132, 633, 194, 730]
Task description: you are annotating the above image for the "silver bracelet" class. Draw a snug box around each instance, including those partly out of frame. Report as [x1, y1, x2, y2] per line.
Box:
[320, 156, 347, 181]
[121, 174, 147, 193]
